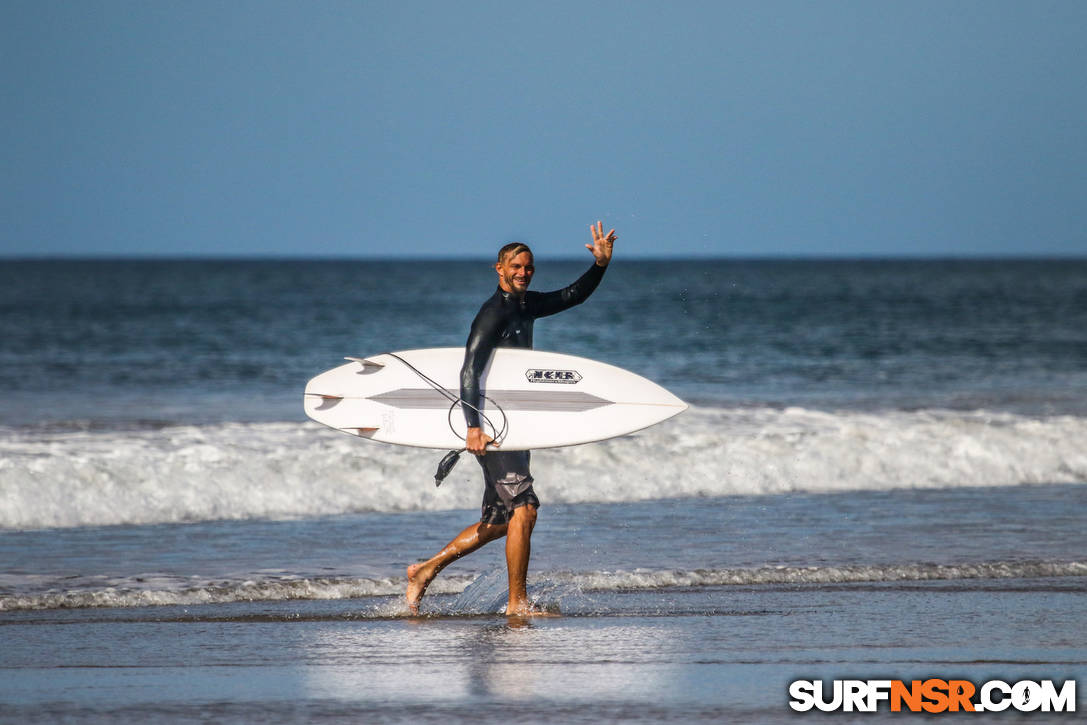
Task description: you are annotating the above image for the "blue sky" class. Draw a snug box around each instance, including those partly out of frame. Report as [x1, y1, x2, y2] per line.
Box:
[3, 1, 1085, 258]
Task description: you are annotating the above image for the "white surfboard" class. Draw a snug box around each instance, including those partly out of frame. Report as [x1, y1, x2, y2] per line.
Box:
[303, 348, 686, 450]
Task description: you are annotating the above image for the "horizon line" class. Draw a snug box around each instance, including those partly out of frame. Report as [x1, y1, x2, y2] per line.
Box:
[3, 252, 1086, 263]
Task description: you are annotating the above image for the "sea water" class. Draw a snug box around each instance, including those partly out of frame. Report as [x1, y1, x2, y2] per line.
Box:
[1, 259, 1085, 721]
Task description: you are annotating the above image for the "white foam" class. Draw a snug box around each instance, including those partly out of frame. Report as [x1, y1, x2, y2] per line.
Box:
[560, 560, 1087, 590]
[3, 560, 1081, 612]
[0, 573, 472, 612]
[1, 407, 1086, 529]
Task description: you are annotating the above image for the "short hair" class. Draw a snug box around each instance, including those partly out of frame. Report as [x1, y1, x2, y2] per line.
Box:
[497, 242, 533, 264]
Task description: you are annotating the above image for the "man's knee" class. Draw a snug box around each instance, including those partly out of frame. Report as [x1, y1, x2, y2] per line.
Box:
[476, 522, 508, 542]
[511, 503, 537, 530]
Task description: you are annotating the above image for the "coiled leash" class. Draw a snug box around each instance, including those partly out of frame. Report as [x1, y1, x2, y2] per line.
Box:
[384, 353, 508, 487]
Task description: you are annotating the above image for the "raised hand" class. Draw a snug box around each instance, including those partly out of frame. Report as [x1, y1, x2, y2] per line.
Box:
[586, 220, 616, 267]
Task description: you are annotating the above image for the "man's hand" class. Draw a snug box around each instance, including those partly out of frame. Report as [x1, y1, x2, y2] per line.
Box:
[466, 427, 496, 455]
[586, 220, 616, 267]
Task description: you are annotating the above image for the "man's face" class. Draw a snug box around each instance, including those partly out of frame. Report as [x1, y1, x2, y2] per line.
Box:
[496, 251, 535, 295]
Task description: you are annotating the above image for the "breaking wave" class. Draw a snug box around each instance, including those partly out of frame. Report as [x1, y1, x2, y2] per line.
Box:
[2, 406, 1086, 530]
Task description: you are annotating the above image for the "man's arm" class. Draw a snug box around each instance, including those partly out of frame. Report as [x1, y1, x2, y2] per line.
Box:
[460, 304, 502, 454]
[529, 222, 616, 318]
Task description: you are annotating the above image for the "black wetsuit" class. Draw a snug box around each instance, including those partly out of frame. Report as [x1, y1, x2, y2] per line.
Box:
[460, 261, 606, 425]
[460, 261, 606, 523]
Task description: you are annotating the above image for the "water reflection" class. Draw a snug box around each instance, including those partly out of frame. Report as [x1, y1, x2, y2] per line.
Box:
[300, 617, 672, 705]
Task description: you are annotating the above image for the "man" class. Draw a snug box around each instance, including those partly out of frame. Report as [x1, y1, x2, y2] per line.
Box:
[406, 221, 616, 616]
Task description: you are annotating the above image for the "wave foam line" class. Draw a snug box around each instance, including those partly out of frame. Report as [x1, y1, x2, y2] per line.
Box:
[2, 407, 1086, 529]
[3, 561, 1082, 612]
[0, 574, 472, 612]
[564, 560, 1087, 591]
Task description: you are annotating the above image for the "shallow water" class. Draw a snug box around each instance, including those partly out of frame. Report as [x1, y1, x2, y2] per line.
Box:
[2, 487, 1085, 721]
[2, 486, 1084, 612]
[3, 579, 1084, 723]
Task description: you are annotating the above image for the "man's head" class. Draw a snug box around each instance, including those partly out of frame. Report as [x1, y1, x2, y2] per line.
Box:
[495, 242, 534, 296]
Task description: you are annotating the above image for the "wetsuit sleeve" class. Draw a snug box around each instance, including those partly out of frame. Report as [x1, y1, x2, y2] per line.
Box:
[460, 304, 503, 429]
[527, 262, 607, 319]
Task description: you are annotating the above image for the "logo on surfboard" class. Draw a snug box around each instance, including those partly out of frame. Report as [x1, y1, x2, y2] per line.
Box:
[525, 368, 582, 384]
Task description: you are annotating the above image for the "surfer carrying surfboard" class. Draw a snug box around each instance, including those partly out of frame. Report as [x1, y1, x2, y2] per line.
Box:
[406, 221, 616, 615]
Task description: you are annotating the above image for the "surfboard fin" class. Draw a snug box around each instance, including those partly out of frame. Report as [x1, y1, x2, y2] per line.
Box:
[345, 357, 384, 374]
[304, 393, 344, 411]
[339, 427, 379, 438]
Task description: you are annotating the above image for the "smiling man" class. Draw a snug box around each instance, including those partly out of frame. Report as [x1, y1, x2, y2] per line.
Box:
[406, 221, 616, 616]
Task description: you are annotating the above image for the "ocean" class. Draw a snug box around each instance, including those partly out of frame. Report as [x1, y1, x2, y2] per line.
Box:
[1, 258, 1085, 722]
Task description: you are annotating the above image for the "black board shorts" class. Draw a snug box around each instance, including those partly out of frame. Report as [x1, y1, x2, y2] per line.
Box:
[477, 450, 539, 525]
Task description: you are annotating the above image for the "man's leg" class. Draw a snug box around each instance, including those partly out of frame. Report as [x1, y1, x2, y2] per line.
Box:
[505, 503, 537, 615]
[406, 521, 507, 613]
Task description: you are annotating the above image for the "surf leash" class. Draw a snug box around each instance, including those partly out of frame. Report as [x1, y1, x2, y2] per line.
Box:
[383, 352, 508, 487]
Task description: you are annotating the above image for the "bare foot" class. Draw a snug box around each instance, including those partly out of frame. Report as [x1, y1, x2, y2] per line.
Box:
[505, 600, 560, 618]
[406, 562, 432, 614]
